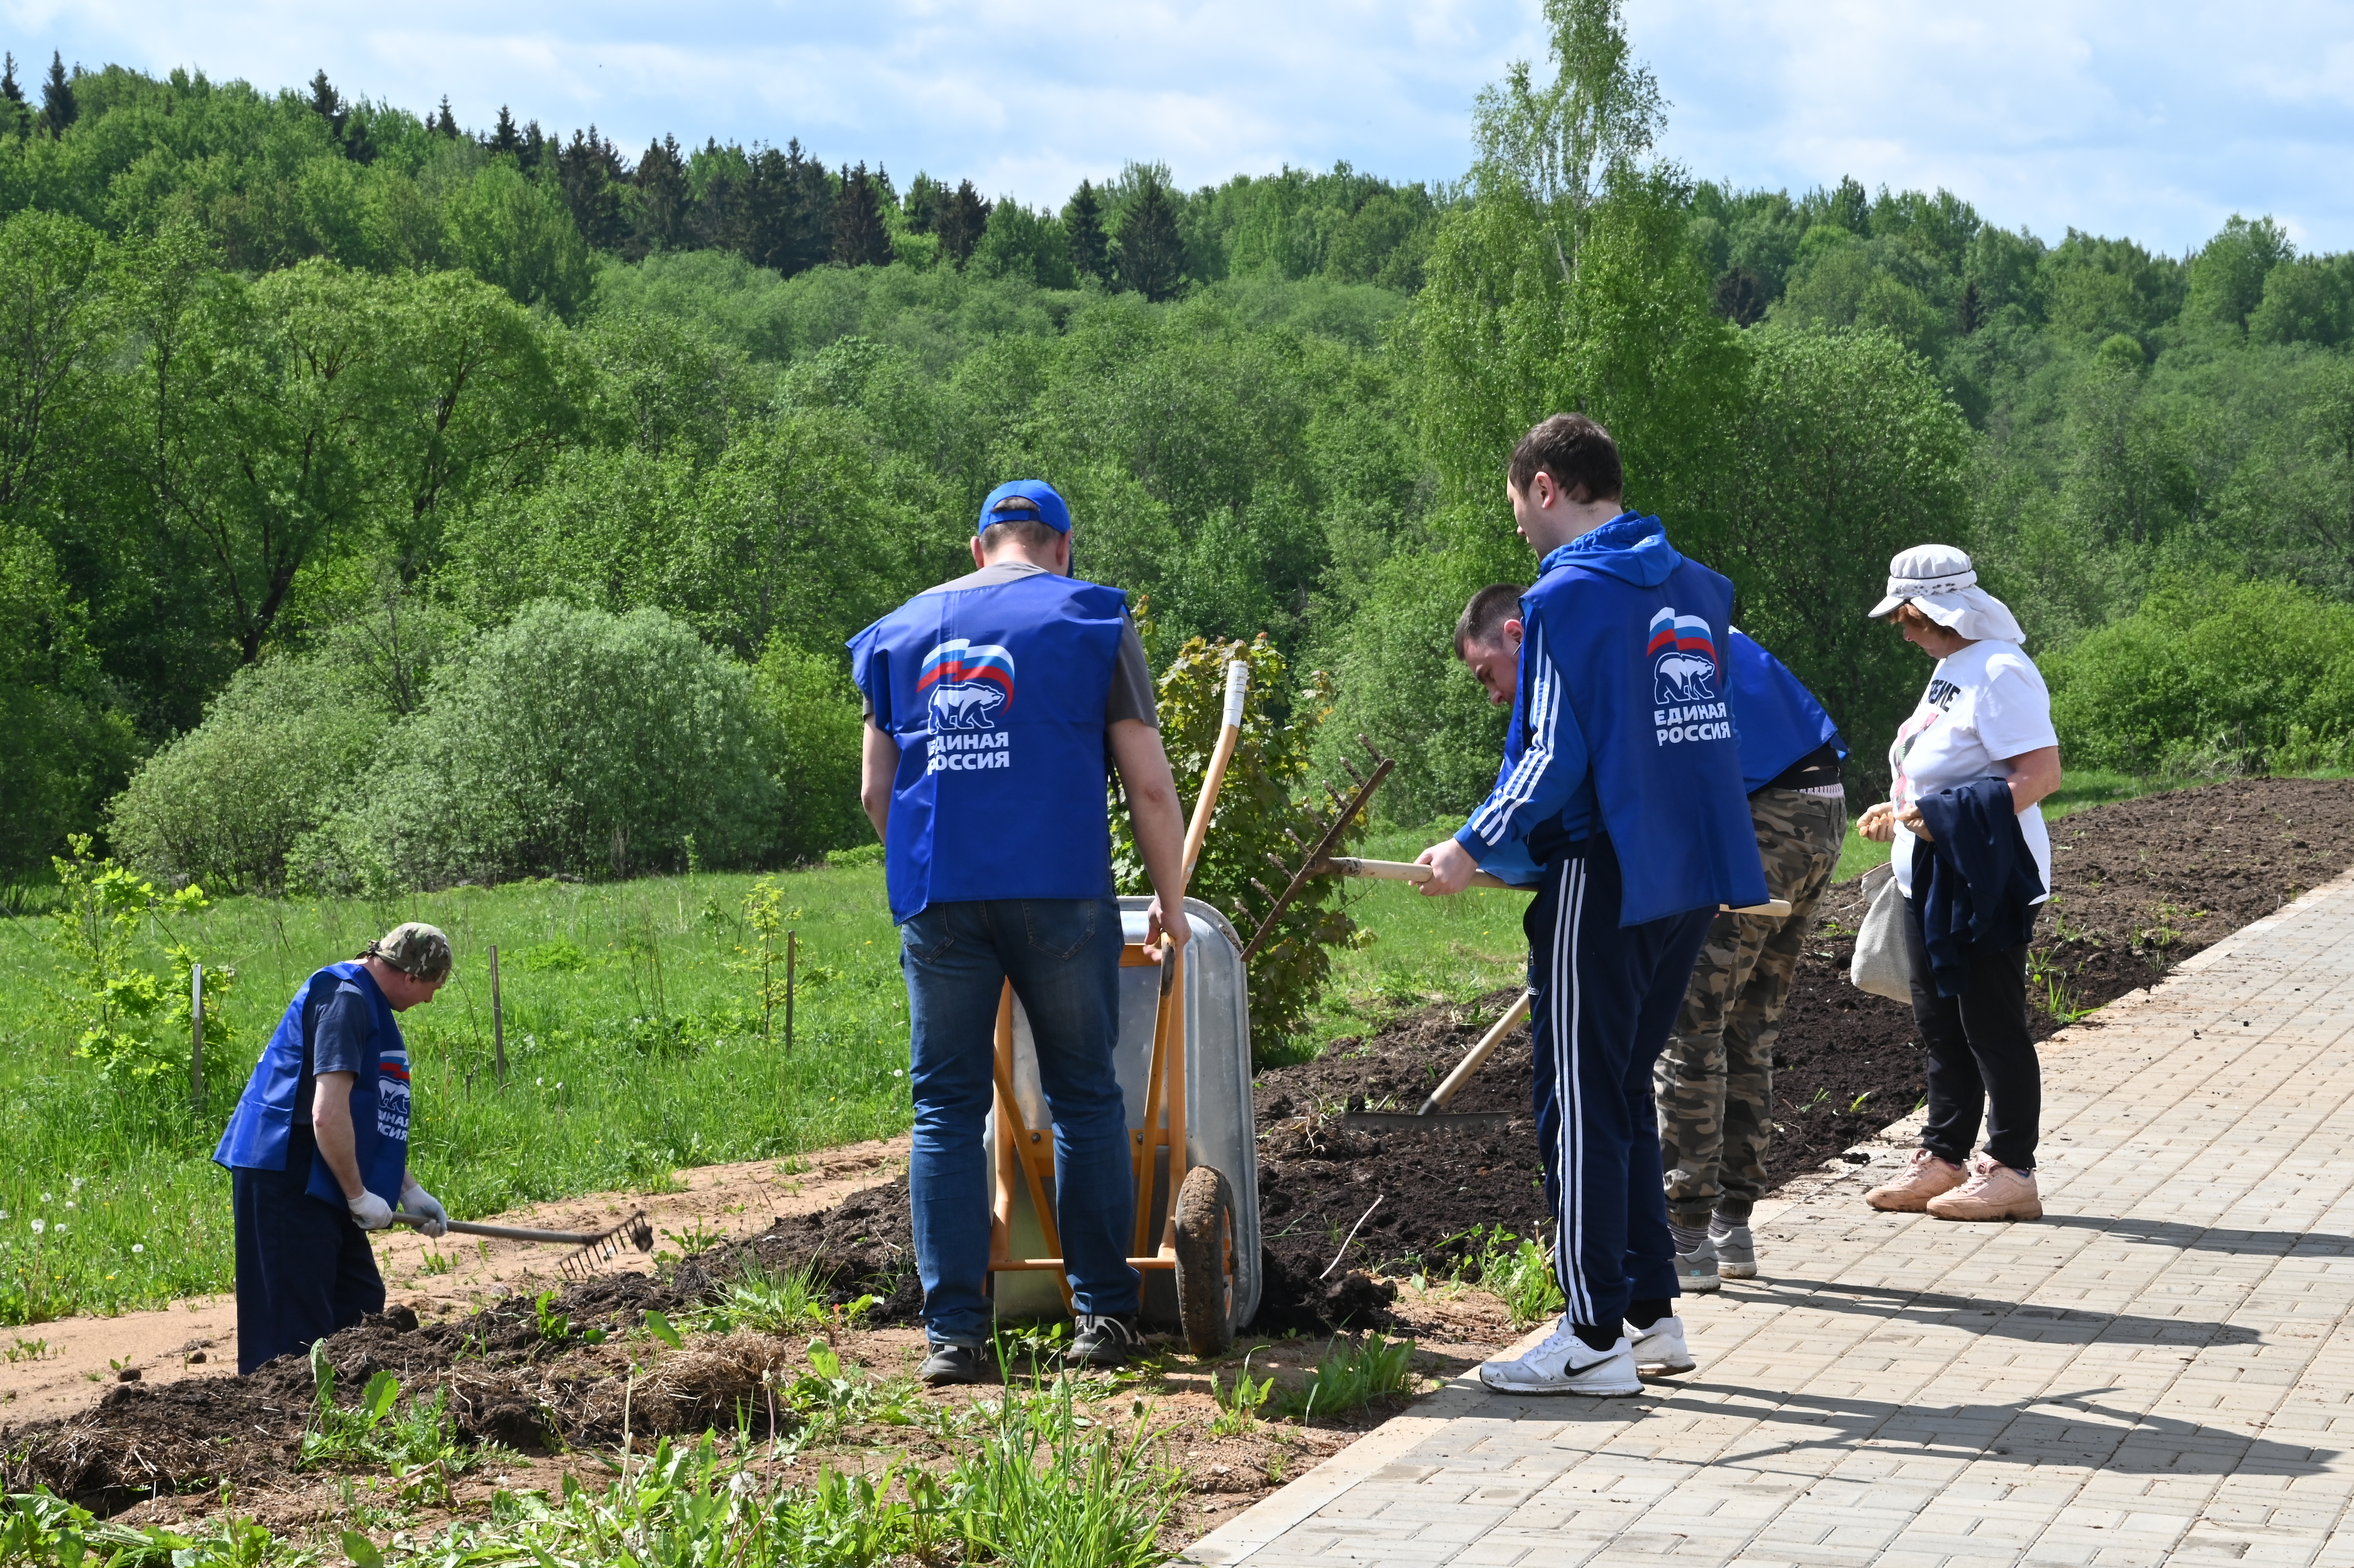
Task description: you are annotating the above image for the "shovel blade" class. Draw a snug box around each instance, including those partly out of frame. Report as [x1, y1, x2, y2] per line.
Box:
[1338, 1110, 1512, 1135]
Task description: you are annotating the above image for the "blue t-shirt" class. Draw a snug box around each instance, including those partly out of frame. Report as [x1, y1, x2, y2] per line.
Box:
[291, 978, 373, 1127]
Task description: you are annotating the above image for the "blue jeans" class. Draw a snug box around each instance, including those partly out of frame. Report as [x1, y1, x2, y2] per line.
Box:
[901, 896, 1140, 1342]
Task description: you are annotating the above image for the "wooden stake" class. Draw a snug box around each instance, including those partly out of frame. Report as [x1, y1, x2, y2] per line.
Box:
[490, 944, 507, 1088]
[190, 963, 204, 1109]
[785, 929, 797, 1052]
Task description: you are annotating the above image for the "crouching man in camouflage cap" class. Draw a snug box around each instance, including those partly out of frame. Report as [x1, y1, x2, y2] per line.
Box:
[214, 922, 454, 1373]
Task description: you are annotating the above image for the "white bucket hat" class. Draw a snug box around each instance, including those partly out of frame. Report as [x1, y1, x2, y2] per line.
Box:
[1866, 543, 2025, 644]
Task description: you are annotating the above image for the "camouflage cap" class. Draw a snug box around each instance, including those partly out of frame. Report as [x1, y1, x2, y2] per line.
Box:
[365, 921, 453, 982]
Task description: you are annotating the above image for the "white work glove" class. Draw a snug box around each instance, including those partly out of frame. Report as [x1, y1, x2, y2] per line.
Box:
[399, 1180, 449, 1239]
[347, 1190, 395, 1230]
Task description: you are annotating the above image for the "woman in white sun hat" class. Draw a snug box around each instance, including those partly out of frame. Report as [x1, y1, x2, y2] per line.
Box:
[1855, 545, 2063, 1222]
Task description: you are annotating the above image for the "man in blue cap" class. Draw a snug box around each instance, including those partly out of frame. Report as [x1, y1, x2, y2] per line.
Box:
[848, 480, 1189, 1384]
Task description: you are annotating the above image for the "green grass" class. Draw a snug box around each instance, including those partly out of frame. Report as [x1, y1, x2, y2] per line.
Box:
[0, 767, 2305, 1325]
[0, 867, 911, 1324]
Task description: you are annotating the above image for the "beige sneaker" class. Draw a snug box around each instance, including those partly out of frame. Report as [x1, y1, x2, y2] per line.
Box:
[1927, 1156, 2043, 1221]
[1864, 1149, 1966, 1211]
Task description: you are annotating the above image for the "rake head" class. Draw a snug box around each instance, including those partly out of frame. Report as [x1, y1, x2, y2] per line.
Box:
[558, 1210, 656, 1279]
[1236, 736, 1394, 962]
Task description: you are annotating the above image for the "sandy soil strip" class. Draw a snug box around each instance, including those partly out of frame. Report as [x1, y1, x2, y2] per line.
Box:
[0, 1138, 909, 1423]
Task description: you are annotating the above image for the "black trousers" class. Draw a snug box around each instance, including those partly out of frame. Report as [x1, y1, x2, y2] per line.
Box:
[1524, 836, 1713, 1330]
[231, 1126, 385, 1374]
[1902, 891, 2039, 1172]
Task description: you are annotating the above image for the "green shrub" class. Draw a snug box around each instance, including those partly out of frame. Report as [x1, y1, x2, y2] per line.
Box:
[753, 638, 872, 861]
[0, 526, 141, 883]
[108, 656, 386, 893]
[300, 601, 779, 890]
[1121, 635, 1359, 1058]
[2046, 577, 2354, 775]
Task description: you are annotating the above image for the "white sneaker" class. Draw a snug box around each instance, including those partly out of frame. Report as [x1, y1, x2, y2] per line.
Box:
[1477, 1318, 1643, 1396]
[1629, 1314, 1695, 1376]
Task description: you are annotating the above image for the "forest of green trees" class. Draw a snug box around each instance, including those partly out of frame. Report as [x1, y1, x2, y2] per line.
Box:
[5, 1, 2354, 898]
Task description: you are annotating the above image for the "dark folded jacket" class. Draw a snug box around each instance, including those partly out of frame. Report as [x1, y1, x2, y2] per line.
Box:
[1911, 778, 2043, 997]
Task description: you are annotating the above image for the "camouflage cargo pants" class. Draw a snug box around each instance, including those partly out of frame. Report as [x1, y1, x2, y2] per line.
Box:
[1657, 789, 1847, 1230]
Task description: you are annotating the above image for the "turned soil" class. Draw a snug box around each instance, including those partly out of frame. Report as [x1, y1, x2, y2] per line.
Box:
[11, 778, 2347, 1548]
[1243, 776, 2354, 1291]
[658, 778, 2354, 1331]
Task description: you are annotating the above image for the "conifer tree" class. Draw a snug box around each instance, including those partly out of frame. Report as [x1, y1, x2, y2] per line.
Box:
[1064, 179, 1110, 282]
[936, 179, 991, 268]
[632, 134, 689, 256]
[902, 173, 945, 233]
[518, 120, 547, 174]
[1113, 174, 1184, 300]
[744, 140, 833, 276]
[40, 52, 74, 138]
[0, 54, 25, 137]
[489, 105, 522, 159]
[432, 96, 458, 137]
[557, 126, 631, 250]
[830, 162, 891, 268]
[307, 70, 346, 136]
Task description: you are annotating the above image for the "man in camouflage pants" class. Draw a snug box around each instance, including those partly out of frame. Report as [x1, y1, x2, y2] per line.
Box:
[1656, 629, 1848, 1289]
[1657, 784, 1845, 1287]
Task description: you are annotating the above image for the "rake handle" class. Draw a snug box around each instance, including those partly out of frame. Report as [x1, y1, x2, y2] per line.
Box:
[1328, 858, 1791, 916]
[385, 1213, 610, 1245]
[1417, 990, 1534, 1116]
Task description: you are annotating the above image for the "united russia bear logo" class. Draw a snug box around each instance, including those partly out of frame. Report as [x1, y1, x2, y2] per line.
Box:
[919, 639, 1016, 730]
[1647, 608, 1718, 704]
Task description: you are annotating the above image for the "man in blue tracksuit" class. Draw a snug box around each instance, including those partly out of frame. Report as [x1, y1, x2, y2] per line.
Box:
[1417, 414, 1765, 1396]
[849, 479, 1190, 1384]
[215, 922, 454, 1374]
[1455, 587, 1849, 1293]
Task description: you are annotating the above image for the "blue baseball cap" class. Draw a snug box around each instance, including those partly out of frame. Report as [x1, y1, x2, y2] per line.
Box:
[977, 479, 1071, 534]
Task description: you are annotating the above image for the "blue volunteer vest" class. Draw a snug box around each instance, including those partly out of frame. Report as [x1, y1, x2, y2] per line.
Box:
[1521, 540, 1769, 926]
[1727, 630, 1847, 793]
[213, 962, 411, 1208]
[848, 572, 1130, 923]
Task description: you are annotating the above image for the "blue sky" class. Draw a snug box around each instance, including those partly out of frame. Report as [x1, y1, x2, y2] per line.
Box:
[14, 0, 2354, 255]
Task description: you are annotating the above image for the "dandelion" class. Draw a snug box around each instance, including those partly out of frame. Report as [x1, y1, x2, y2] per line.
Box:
[133, 1243, 145, 1254]
[63, 1200, 75, 1210]
[70, 1176, 84, 1190]
[54, 1223, 66, 1234]
[537, 1077, 544, 1087]
[30, 1219, 44, 1235]
[40, 1193, 51, 1204]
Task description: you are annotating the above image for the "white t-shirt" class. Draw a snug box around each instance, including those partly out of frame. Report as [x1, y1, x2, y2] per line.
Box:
[1888, 639, 2059, 901]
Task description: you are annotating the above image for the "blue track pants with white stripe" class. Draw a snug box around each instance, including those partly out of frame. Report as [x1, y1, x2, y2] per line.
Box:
[1523, 835, 1714, 1329]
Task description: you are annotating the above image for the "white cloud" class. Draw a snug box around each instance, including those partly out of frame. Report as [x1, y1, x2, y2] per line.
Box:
[1630, 0, 2354, 253]
[7, 0, 2351, 251]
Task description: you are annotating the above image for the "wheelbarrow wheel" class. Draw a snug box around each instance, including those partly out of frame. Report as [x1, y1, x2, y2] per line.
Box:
[1173, 1165, 1238, 1356]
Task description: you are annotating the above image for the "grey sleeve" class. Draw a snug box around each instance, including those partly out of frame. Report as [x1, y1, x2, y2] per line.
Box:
[1107, 615, 1158, 728]
[310, 984, 373, 1078]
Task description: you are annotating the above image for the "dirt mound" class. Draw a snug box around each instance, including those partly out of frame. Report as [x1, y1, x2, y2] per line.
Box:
[1243, 777, 2354, 1276]
[0, 1270, 792, 1510]
[677, 1178, 923, 1325]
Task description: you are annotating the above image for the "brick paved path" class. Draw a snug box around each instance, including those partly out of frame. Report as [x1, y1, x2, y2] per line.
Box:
[1189, 870, 2354, 1567]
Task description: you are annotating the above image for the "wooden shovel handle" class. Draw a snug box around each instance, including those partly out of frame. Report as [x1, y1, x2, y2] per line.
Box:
[1327, 858, 1790, 917]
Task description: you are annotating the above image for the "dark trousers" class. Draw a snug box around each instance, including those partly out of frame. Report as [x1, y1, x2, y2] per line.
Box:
[1525, 837, 1713, 1330]
[232, 1126, 385, 1374]
[1902, 891, 2040, 1171]
[899, 896, 1140, 1342]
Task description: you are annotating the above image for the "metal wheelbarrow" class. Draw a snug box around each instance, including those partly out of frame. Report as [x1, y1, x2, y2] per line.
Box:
[985, 661, 1260, 1355]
